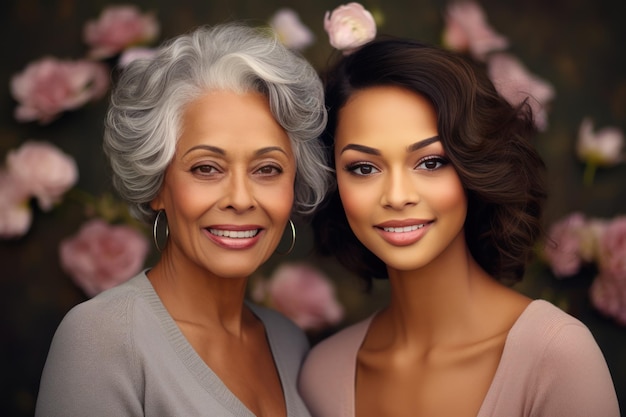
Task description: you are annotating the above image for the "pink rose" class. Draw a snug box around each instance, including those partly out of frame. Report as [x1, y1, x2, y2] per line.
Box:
[442, 1, 509, 60]
[578, 218, 608, 263]
[10, 57, 110, 124]
[59, 219, 149, 297]
[576, 118, 624, 167]
[84, 5, 160, 59]
[0, 204, 32, 239]
[270, 8, 315, 51]
[6, 141, 78, 211]
[0, 170, 32, 239]
[588, 216, 626, 326]
[324, 3, 376, 55]
[590, 272, 626, 326]
[487, 53, 555, 131]
[543, 212, 587, 277]
[597, 216, 626, 278]
[253, 263, 344, 331]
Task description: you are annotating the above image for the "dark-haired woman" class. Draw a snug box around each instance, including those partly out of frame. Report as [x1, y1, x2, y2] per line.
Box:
[298, 37, 619, 417]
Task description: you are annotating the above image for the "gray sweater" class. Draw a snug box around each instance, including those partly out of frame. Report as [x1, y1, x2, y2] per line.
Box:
[35, 272, 312, 417]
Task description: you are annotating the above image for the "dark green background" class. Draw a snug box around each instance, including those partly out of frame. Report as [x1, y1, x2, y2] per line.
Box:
[1, 0, 624, 415]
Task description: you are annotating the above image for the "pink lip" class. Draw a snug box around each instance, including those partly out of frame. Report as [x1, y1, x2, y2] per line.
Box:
[375, 219, 433, 246]
[204, 224, 264, 250]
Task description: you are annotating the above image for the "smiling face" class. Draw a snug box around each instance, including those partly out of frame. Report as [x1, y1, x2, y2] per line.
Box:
[334, 86, 467, 273]
[151, 90, 295, 279]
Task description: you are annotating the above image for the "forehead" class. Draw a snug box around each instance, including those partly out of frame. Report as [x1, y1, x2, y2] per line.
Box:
[335, 86, 438, 147]
[178, 90, 292, 153]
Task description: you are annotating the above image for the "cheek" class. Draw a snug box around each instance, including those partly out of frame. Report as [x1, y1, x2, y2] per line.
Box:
[157, 174, 206, 218]
[337, 177, 370, 223]
[261, 177, 295, 220]
[430, 178, 467, 218]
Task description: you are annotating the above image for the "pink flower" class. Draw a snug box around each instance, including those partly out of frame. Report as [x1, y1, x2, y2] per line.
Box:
[590, 272, 626, 326]
[252, 263, 344, 331]
[118, 47, 158, 67]
[597, 216, 626, 278]
[576, 118, 624, 167]
[59, 219, 149, 297]
[442, 1, 509, 60]
[270, 8, 315, 51]
[10, 57, 110, 124]
[0, 170, 32, 239]
[543, 212, 587, 277]
[487, 53, 555, 131]
[324, 2, 376, 55]
[270, 9, 315, 51]
[84, 5, 160, 59]
[0, 203, 32, 239]
[578, 218, 608, 263]
[6, 141, 78, 211]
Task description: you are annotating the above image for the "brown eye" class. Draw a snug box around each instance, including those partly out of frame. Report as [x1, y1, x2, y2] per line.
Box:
[416, 156, 448, 171]
[255, 164, 282, 176]
[192, 164, 219, 175]
[346, 163, 380, 176]
[424, 160, 439, 169]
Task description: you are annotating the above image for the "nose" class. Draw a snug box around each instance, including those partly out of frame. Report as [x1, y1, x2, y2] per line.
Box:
[221, 170, 256, 212]
[380, 168, 419, 210]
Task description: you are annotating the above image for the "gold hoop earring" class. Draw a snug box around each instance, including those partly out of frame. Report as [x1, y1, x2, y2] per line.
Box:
[153, 209, 169, 252]
[275, 219, 296, 256]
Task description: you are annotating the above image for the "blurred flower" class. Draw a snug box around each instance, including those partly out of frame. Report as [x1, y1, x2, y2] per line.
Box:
[0, 170, 32, 239]
[6, 141, 78, 211]
[118, 47, 158, 67]
[252, 263, 344, 331]
[590, 272, 626, 326]
[577, 118, 624, 166]
[543, 212, 587, 277]
[269, 8, 315, 51]
[10, 57, 110, 124]
[442, 0, 509, 60]
[324, 2, 376, 56]
[59, 219, 149, 297]
[543, 213, 626, 326]
[84, 5, 160, 59]
[597, 216, 626, 279]
[487, 53, 555, 131]
[0, 203, 32, 239]
[576, 118, 624, 185]
[578, 218, 609, 263]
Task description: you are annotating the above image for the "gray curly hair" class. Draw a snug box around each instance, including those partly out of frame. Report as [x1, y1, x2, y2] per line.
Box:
[103, 23, 329, 223]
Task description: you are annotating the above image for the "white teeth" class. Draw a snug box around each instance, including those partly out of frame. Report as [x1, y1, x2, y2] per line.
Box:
[382, 224, 425, 233]
[209, 229, 259, 238]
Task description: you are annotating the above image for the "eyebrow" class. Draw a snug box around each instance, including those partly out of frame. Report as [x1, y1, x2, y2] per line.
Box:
[339, 135, 440, 155]
[407, 136, 440, 152]
[183, 145, 288, 157]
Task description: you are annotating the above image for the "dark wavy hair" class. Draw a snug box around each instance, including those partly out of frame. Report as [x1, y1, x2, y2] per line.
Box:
[313, 37, 547, 288]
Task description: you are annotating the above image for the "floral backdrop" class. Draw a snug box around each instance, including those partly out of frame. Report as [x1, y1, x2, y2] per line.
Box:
[1, 0, 624, 415]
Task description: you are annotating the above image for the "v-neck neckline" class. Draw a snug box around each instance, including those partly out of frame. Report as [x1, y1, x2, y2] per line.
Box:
[349, 300, 541, 417]
[136, 272, 292, 417]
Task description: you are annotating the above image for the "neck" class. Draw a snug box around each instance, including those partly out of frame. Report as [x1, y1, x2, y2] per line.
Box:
[381, 236, 501, 348]
[147, 251, 251, 337]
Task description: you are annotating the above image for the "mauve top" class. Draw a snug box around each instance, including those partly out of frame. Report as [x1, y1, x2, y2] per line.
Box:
[299, 300, 620, 417]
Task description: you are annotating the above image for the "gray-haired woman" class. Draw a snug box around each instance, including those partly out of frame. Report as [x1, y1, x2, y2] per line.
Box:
[36, 23, 329, 417]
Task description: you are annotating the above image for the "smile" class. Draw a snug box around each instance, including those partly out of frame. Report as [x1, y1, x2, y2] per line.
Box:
[208, 228, 259, 238]
[382, 224, 425, 233]
[375, 221, 432, 246]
